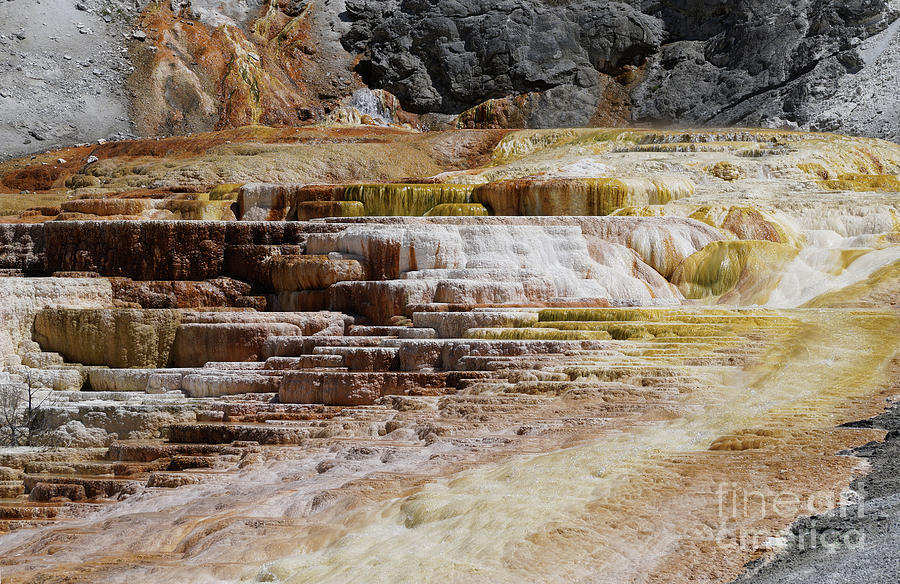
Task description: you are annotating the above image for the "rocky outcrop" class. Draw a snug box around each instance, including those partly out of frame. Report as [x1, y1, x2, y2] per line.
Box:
[633, 0, 900, 134]
[339, 0, 900, 139]
[3, 0, 900, 165]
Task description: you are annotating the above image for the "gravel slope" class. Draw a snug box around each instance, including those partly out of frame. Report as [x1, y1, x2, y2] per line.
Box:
[0, 0, 139, 161]
[734, 402, 900, 584]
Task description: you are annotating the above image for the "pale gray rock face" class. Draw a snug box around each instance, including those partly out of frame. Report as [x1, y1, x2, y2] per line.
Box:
[633, 0, 900, 138]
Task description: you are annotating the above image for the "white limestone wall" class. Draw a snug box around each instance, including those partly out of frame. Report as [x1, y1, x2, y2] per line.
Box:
[0, 277, 114, 358]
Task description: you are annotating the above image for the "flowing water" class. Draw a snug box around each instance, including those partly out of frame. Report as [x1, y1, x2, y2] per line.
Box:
[254, 311, 897, 584]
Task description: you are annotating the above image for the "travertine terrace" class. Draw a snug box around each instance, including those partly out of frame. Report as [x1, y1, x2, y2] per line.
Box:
[0, 127, 899, 583]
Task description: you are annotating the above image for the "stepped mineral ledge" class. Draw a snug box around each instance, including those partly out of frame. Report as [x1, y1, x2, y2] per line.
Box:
[0, 127, 899, 584]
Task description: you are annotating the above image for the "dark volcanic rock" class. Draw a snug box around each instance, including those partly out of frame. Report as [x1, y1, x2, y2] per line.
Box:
[341, 0, 663, 125]
[340, 0, 900, 135]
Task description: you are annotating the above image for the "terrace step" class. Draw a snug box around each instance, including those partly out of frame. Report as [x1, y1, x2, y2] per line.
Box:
[0, 481, 25, 498]
[107, 441, 231, 462]
[280, 371, 449, 406]
[23, 475, 143, 501]
[313, 346, 400, 371]
[0, 504, 60, 520]
[263, 355, 345, 370]
[167, 423, 314, 445]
